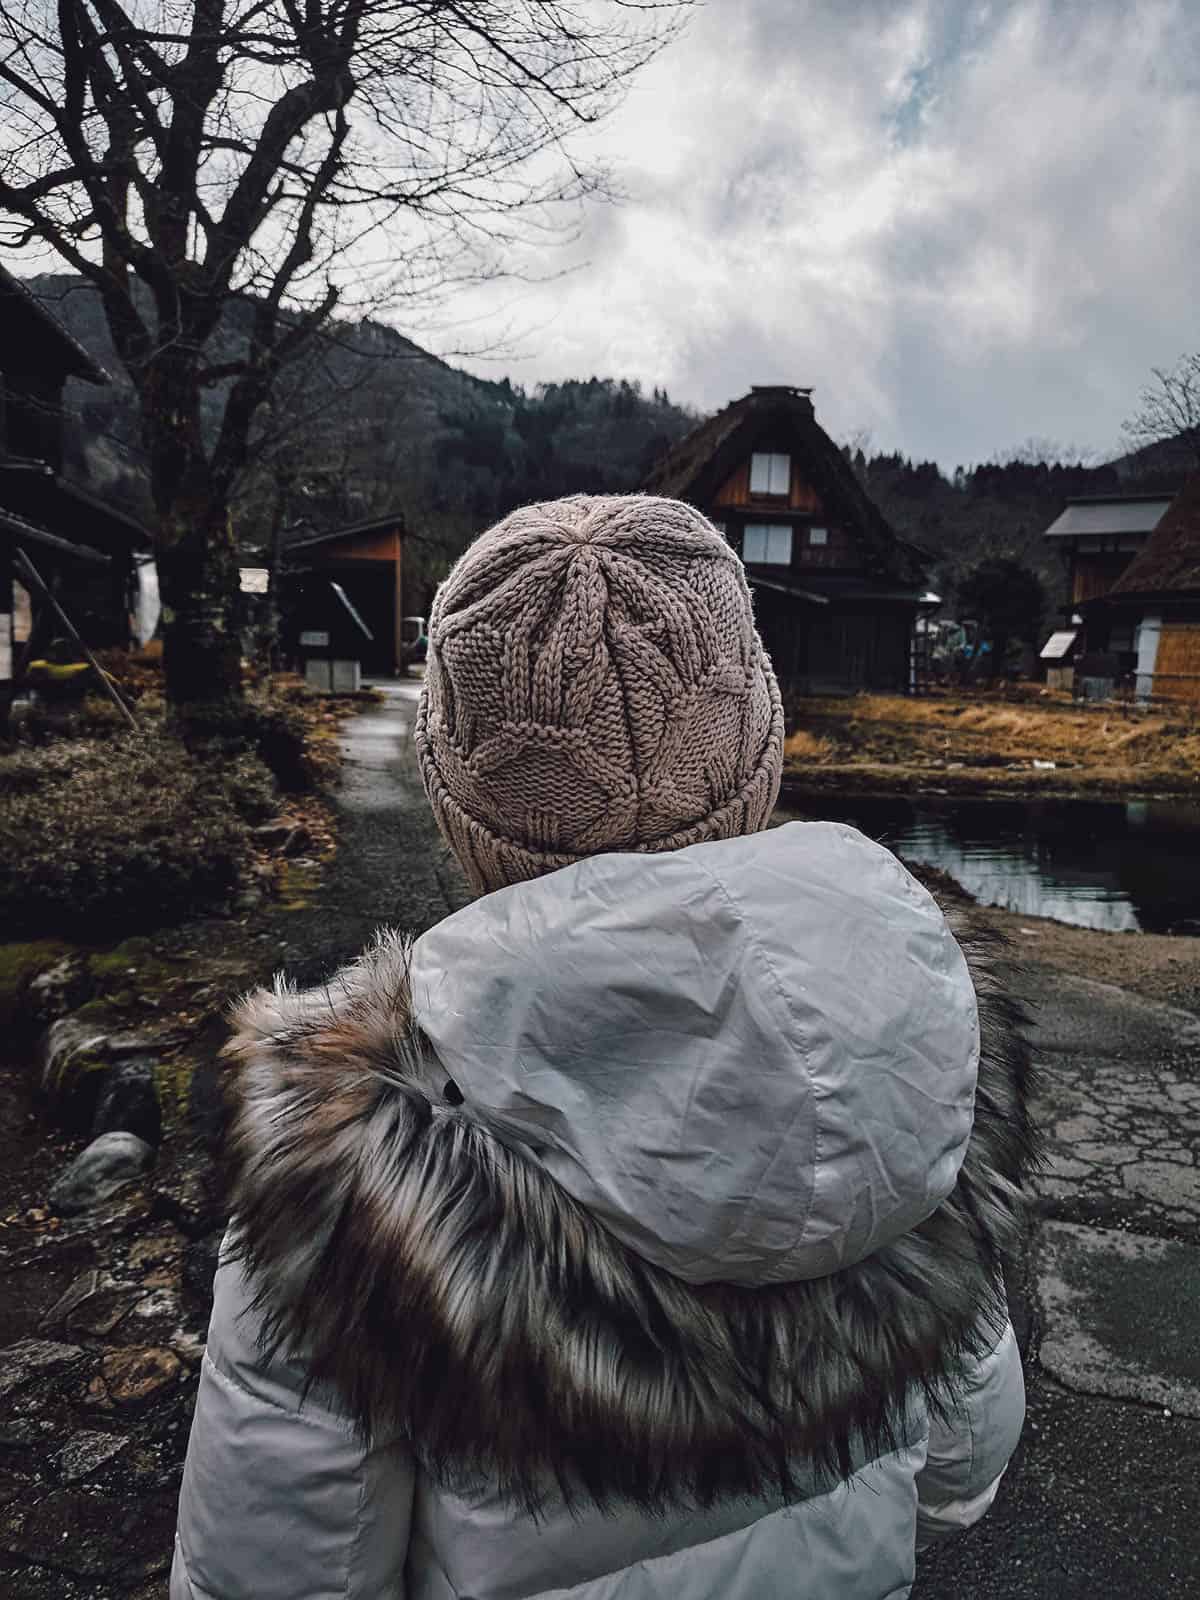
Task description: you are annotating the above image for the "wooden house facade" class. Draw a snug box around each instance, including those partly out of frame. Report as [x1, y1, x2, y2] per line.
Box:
[1, 267, 150, 696]
[643, 386, 932, 695]
[1082, 472, 1200, 704]
[1041, 491, 1177, 696]
[278, 512, 406, 677]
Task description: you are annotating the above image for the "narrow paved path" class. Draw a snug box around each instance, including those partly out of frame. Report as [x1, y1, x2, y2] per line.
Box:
[275, 680, 470, 987]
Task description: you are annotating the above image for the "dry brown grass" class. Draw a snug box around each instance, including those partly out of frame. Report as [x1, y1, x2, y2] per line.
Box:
[783, 730, 835, 763]
[783, 691, 1200, 794]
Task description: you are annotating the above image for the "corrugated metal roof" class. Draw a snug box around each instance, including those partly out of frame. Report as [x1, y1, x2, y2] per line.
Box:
[1043, 497, 1173, 538]
[284, 510, 405, 553]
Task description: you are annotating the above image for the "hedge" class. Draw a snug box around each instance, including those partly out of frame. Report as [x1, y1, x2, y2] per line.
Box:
[0, 732, 275, 936]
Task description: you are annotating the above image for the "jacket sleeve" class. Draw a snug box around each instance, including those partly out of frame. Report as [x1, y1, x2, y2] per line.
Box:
[914, 1316, 1025, 1551]
[170, 1229, 415, 1600]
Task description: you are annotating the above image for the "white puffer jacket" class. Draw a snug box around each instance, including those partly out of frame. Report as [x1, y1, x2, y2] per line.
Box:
[172, 823, 1032, 1600]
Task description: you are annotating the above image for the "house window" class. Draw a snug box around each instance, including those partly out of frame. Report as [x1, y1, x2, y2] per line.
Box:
[742, 524, 793, 565]
[749, 452, 791, 496]
[808, 526, 828, 546]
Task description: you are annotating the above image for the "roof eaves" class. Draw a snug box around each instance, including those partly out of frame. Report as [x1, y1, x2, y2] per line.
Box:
[49, 475, 152, 544]
[0, 267, 111, 385]
[645, 390, 924, 587]
[285, 511, 406, 553]
[746, 574, 830, 604]
[1, 507, 111, 564]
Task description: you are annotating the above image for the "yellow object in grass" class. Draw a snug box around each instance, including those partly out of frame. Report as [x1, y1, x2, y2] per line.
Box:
[26, 660, 94, 682]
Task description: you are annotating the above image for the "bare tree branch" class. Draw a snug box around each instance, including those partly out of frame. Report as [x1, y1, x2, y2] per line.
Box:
[1123, 354, 1200, 469]
[0, 0, 694, 703]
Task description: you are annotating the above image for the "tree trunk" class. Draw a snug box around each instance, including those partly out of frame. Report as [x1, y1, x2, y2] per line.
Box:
[141, 343, 245, 709]
[262, 468, 293, 674]
[157, 497, 244, 707]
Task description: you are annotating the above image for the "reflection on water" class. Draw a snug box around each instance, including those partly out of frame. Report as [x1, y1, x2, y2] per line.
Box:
[773, 795, 1200, 934]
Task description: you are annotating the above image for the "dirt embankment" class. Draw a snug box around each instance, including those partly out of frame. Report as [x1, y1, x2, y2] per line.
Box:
[782, 692, 1200, 799]
[975, 905, 1200, 1016]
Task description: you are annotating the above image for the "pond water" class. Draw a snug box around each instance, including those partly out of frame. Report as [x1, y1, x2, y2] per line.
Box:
[773, 794, 1200, 934]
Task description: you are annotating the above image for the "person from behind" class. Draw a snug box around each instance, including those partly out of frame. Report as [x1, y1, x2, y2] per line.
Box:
[171, 493, 1034, 1600]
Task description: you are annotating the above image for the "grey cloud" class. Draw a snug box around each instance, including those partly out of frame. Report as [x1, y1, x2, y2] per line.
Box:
[454, 0, 1200, 468]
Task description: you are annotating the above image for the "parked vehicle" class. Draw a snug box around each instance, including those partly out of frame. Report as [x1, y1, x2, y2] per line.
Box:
[400, 615, 428, 670]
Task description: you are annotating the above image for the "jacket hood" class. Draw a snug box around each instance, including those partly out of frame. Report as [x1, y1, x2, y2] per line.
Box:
[220, 828, 1037, 1514]
[408, 823, 980, 1287]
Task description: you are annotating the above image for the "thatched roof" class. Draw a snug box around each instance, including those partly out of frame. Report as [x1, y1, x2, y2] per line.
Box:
[1107, 471, 1200, 600]
[642, 385, 927, 587]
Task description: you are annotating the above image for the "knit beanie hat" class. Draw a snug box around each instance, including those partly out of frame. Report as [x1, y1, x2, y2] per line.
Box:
[415, 494, 784, 895]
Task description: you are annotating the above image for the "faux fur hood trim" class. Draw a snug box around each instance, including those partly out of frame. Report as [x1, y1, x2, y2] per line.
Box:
[221, 907, 1037, 1514]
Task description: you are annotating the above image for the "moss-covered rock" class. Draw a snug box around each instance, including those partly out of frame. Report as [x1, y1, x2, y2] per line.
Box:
[153, 1056, 195, 1131]
[0, 940, 76, 1033]
[39, 1015, 114, 1132]
[88, 937, 168, 985]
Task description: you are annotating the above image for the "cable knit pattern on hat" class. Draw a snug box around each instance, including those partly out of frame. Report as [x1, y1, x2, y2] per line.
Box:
[415, 494, 784, 894]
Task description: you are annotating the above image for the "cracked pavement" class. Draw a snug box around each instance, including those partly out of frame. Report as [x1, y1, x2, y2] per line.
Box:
[1030, 972, 1200, 1238]
[917, 948, 1200, 1599]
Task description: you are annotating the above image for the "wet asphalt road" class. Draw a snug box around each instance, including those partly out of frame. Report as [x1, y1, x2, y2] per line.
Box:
[916, 967, 1200, 1596]
[278, 682, 1200, 1599]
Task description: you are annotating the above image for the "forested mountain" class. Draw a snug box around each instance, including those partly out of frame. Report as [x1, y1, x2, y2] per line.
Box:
[27, 275, 695, 597]
[24, 273, 1190, 630]
[854, 450, 1122, 626]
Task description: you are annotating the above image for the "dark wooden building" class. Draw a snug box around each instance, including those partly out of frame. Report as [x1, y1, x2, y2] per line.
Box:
[278, 512, 406, 677]
[1081, 472, 1200, 705]
[643, 386, 932, 694]
[1040, 490, 1177, 696]
[1, 266, 150, 692]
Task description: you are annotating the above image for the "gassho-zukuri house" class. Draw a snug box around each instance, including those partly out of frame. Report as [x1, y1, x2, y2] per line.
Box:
[643, 385, 935, 695]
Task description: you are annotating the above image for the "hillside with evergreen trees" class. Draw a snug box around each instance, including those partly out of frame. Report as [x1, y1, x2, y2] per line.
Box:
[27, 275, 696, 600]
[26, 272, 1189, 630]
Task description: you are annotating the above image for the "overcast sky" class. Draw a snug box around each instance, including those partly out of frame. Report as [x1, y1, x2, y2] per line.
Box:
[448, 0, 1200, 471]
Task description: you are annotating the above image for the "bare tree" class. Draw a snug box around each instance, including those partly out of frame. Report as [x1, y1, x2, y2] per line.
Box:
[1123, 354, 1200, 470]
[0, 0, 690, 704]
[993, 437, 1099, 468]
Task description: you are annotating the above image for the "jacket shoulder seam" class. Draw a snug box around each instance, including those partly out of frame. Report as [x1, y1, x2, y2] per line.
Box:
[202, 1347, 357, 1436]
